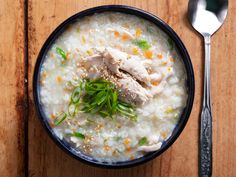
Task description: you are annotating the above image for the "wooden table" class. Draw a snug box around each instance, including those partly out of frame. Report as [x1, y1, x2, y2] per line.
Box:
[0, 0, 235, 177]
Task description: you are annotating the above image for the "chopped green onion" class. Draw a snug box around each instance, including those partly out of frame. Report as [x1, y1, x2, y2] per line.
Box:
[54, 112, 67, 125]
[71, 86, 81, 104]
[111, 91, 118, 113]
[71, 132, 85, 140]
[117, 102, 137, 121]
[54, 79, 137, 124]
[133, 39, 151, 50]
[99, 111, 110, 118]
[86, 118, 96, 124]
[138, 137, 148, 146]
[56, 47, 66, 60]
[68, 103, 78, 117]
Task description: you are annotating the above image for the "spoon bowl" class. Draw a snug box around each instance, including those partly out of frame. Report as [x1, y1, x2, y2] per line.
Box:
[188, 0, 228, 35]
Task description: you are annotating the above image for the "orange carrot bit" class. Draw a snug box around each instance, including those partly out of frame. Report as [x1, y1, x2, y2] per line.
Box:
[161, 131, 168, 139]
[135, 28, 142, 37]
[104, 145, 111, 151]
[162, 61, 167, 65]
[169, 57, 174, 62]
[121, 34, 129, 41]
[49, 121, 55, 128]
[41, 71, 47, 79]
[50, 113, 56, 120]
[126, 146, 132, 152]
[123, 138, 131, 145]
[144, 50, 153, 60]
[66, 52, 71, 60]
[157, 53, 163, 59]
[114, 31, 120, 37]
[132, 47, 139, 55]
[56, 76, 63, 84]
[151, 80, 160, 86]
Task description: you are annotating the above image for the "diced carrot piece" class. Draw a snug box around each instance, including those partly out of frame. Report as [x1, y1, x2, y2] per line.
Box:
[114, 31, 120, 37]
[56, 76, 63, 84]
[132, 47, 139, 55]
[169, 57, 174, 62]
[144, 50, 153, 60]
[135, 28, 142, 37]
[123, 138, 130, 145]
[50, 113, 56, 119]
[161, 131, 168, 139]
[157, 53, 163, 59]
[49, 121, 55, 128]
[104, 145, 111, 151]
[151, 80, 160, 86]
[126, 146, 132, 152]
[122, 34, 129, 41]
[162, 61, 167, 65]
[41, 71, 47, 79]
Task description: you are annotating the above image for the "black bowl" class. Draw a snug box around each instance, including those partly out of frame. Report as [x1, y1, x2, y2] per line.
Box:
[33, 5, 195, 168]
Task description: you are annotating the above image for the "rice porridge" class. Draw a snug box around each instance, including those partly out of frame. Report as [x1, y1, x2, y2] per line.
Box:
[39, 12, 188, 163]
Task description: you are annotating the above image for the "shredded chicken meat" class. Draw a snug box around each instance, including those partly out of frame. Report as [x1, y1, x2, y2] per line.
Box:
[78, 47, 162, 105]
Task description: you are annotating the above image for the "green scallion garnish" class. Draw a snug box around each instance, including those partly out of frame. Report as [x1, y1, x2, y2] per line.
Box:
[54, 79, 137, 127]
[56, 47, 67, 60]
[71, 132, 85, 140]
[133, 39, 151, 50]
[138, 137, 148, 146]
[71, 86, 81, 104]
[68, 103, 78, 117]
[54, 112, 67, 125]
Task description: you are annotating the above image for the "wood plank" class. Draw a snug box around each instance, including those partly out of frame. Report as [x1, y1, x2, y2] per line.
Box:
[0, 0, 26, 177]
[28, 0, 236, 177]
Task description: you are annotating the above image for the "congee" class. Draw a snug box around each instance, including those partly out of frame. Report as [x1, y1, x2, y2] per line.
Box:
[40, 12, 188, 162]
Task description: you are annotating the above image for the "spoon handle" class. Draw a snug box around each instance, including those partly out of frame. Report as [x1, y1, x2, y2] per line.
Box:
[200, 34, 212, 177]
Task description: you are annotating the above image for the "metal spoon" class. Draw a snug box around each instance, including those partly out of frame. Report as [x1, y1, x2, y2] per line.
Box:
[188, 0, 228, 176]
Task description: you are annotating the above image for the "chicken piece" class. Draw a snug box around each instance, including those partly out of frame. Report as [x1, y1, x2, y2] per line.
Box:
[80, 54, 104, 68]
[79, 48, 154, 105]
[103, 47, 151, 85]
[148, 133, 160, 144]
[150, 73, 162, 81]
[102, 48, 124, 77]
[117, 74, 152, 105]
[80, 54, 104, 79]
[138, 142, 162, 152]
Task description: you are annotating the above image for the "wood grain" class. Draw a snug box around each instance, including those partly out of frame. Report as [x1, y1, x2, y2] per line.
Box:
[0, 0, 26, 177]
[27, 0, 236, 177]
